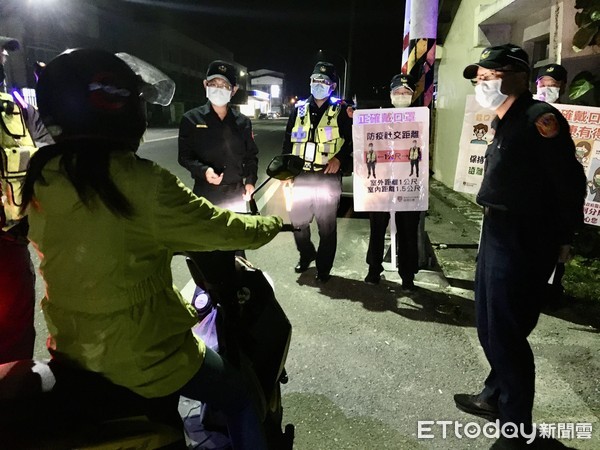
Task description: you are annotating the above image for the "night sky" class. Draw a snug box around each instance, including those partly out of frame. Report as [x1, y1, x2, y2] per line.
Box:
[103, 0, 406, 102]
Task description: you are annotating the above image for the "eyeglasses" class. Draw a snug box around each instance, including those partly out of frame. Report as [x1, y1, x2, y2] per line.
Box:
[470, 69, 517, 86]
[206, 81, 233, 91]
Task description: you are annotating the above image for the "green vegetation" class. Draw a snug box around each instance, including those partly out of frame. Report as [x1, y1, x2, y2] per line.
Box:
[564, 256, 600, 301]
[564, 226, 600, 302]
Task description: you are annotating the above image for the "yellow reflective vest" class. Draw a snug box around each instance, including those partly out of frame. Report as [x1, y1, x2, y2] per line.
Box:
[290, 99, 344, 170]
[0, 92, 37, 228]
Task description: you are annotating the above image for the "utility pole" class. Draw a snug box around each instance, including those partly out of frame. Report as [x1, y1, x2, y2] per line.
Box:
[405, 0, 438, 107]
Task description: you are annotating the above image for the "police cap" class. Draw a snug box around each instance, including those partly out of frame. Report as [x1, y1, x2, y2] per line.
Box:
[311, 61, 338, 84]
[206, 60, 237, 86]
[463, 44, 530, 79]
[536, 63, 567, 83]
[390, 73, 416, 92]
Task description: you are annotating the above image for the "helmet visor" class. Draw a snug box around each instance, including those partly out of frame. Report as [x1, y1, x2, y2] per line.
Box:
[115, 52, 175, 106]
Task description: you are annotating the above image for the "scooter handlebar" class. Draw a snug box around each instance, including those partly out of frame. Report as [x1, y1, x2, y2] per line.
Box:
[281, 224, 299, 232]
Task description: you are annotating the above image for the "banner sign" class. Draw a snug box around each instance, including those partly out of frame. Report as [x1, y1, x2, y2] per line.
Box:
[556, 104, 600, 227]
[454, 99, 600, 227]
[453, 95, 496, 194]
[352, 107, 429, 212]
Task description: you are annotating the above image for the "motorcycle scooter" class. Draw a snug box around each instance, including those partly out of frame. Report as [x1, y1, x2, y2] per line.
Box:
[182, 154, 304, 449]
[0, 155, 303, 450]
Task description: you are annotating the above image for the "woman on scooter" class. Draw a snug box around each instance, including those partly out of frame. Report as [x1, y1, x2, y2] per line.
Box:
[20, 48, 279, 450]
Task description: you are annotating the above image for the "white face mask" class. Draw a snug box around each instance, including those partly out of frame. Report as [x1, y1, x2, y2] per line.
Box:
[310, 82, 332, 100]
[391, 94, 412, 108]
[474, 79, 508, 110]
[207, 86, 231, 106]
[534, 86, 560, 103]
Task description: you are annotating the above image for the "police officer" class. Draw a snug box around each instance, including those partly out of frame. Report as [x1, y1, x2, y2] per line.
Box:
[534, 63, 571, 304]
[533, 63, 567, 104]
[453, 45, 586, 449]
[0, 37, 50, 364]
[282, 61, 353, 282]
[179, 60, 258, 212]
[364, 74, 421, 290]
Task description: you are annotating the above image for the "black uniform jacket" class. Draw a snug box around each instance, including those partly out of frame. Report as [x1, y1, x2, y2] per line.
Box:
[178, 101, 259, 189]
[282, 95, 353, 171]
[477, 92, 586, 245]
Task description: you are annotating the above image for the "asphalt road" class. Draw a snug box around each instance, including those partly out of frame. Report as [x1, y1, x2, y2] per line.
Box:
[30, 120, 599, 449]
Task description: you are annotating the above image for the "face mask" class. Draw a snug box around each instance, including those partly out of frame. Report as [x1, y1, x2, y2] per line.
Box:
[310, 83, 332, 100]
[595, 176, 600, 186]
[534, 86, 560, 103]
[474, 79, 508, 110]
[207, 86, 231, 106]
[576, 148, 586, 158]
[391, 94, 412, 108]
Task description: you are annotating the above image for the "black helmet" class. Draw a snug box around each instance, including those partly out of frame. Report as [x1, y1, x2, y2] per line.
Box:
[36, 48, 146, 143]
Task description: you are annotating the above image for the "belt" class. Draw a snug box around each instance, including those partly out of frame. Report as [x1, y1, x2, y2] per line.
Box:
[483, 206, 509, 217]
[302, 162, 327, 172]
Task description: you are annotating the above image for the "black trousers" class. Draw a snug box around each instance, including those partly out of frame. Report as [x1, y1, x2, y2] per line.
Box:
[0, 237, 35, 364]
[366, 211, 420, 279]
[475, 209, 557, 430]
[289, 171, 342, 275]
[367, 162, 376, 178]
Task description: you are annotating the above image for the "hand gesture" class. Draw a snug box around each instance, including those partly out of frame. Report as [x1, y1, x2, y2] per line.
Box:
[205, 167, 224, 185]
[243, 184, 255, 201]
[324, 156, 341, 174]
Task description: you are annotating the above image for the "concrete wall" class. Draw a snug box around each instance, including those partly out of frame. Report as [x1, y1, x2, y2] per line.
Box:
[432, 0, 485, 188]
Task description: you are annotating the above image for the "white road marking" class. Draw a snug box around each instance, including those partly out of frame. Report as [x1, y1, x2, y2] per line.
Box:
[144, 135, 178, 143]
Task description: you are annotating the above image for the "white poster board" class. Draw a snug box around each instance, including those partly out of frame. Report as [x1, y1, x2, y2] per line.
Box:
[556, 104, 600, 227]
[453, 95, 496, 194]
[352, 107, 429, 212]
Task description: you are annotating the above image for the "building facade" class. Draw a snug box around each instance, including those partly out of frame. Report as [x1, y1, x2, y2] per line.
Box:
[433, 0, 599, 189]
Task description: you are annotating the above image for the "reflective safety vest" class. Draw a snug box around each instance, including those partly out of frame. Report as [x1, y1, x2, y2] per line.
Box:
[290, 99, 344, 171]
[0, 92, 37, 229]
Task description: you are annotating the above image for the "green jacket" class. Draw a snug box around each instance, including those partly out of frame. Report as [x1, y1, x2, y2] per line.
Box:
[28, 151, 282, 398]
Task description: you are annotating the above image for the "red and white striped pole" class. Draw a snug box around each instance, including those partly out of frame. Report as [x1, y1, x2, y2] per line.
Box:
[401, 0, 411, 75]
[406, 0, 438, 107]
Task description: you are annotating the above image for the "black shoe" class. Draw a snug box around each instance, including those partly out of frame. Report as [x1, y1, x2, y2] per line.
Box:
[364, 271, 381, 285]
[294, 256, 315, 273]
[453, 393, 499, 421]
[315, 272, 331, 283]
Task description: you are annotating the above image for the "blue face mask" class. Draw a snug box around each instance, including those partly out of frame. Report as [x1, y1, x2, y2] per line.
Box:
[310, 82, 332, 100]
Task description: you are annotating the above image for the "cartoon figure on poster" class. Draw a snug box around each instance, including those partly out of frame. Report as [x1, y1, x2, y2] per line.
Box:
[575, 140, 593, 171]
[366, 143, 377, 179]
[470, 123, 489, 144]
[408, 139, 421, 177]
[588, 163, 600, 203]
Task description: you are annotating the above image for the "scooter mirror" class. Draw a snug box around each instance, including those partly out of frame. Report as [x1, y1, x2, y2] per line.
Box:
[266, 154, 304, 181]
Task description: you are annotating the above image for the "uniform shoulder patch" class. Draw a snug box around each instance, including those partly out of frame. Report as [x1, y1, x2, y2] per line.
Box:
[535, 113, 559, 138]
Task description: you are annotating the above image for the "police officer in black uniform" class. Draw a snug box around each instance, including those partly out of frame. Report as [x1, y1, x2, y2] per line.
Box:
[453, 45, 586, 449]
[179, 60, 258, 212]
[282, 61, 353, 282]
[364, 74, 421, 290]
